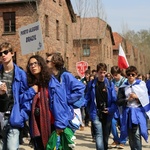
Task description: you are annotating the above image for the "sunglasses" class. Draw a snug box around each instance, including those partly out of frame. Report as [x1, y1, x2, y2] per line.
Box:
[0, 49, 12, 56]
[127, 73, 136, 77]
[46, 60, 52, 63]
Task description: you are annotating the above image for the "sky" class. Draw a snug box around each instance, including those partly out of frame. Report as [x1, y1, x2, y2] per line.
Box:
[70, 0, 150, 33]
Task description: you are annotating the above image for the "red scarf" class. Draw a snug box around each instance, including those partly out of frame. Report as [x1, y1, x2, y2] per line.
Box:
[31, 87, 51, 148]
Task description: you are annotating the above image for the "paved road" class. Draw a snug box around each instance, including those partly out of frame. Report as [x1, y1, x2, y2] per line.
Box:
[19, 126, 150, 150]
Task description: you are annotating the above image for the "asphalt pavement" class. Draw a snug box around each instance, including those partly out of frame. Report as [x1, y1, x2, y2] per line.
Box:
[19, 125, 150, 150]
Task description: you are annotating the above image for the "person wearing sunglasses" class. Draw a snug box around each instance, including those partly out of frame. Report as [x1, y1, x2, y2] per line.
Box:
[117, 66, 150, 150]
[45, 53, 85, 131]
[0, 42, 34, 150]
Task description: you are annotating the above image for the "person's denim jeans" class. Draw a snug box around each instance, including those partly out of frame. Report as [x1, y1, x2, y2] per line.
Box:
[128, 125, 141, 150]
[0, 119, 20, 150]
[111, 117, 127, 144]
[93, 115, 112, 150]
[102, 116, 112, 150]
[93, 115, 104, 150]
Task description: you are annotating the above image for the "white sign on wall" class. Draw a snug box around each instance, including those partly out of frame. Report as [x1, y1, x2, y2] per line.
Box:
[18, 21, 44, 55]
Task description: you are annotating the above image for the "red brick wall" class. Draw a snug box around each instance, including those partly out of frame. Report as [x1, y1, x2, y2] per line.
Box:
[0, 1, 74, 71]
[0, 3, 37, 68]
[71, 27, 114, 75]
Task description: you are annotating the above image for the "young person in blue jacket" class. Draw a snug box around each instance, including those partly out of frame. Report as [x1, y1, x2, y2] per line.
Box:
[26, 55, 73, 150]
[110, 66, 127, 149]
[26, 54, 85, 149]
[46, 52, 85, 114]
[117, 66, 150, 150]
[0, 42, 34, 150]
[85, 63, 117, 150]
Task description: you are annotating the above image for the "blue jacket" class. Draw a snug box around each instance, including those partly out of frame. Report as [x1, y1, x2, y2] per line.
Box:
[49, 72, 85, 129]
[0, 64, 36, 128]
[85, 77, 117, 121]
[121, 107, 148, 142]
[117, 80, 149, 142]
[146, 79, 150, 100]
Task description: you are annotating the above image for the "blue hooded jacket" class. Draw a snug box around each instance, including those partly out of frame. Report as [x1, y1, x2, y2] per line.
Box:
[85, 77, 117, 121]
[146, 79, 150, 100]
[49, 72, 85, 129]
[117, 79, 150, 142]
[0, 64, 36, 128]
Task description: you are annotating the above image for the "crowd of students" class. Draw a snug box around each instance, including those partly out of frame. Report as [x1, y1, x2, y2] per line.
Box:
[0, 42, 85, 150]
[79, 65, 150, 150]
[0, 42, 150, 150]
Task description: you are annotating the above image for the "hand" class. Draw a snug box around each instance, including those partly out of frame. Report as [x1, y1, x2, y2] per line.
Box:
[102, 108, 108, 114]
[56, 129, 63, 135]
[115, 87, 118, 93]
[0, 82, 7, 95]
[127, 93, 138, 101]
[129, 93, 138, 99]
[32, 85, 38, 93]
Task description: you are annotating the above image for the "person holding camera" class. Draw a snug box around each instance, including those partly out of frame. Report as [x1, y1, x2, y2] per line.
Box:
[85, 63, 117, 150]
[0, 42, 33, 150]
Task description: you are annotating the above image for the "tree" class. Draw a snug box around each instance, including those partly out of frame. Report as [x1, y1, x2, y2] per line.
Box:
[122, 29, 150, 73]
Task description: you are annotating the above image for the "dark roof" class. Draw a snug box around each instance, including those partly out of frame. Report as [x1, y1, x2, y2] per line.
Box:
[113, 32, 123, 50]
[66, 0, 76, 22]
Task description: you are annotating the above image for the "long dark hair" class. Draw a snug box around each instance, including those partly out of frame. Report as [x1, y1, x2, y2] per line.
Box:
[26, 55, 51, 87]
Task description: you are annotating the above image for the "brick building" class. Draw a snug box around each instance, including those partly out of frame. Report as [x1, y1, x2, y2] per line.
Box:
[0, 0, 148, 75]
[0, 0, 76, 70]
[71, 17, 115, 75]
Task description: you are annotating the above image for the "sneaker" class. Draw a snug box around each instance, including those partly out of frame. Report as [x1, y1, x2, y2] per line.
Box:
[110, 141, 119, 148]
[117, 144, 125, 149]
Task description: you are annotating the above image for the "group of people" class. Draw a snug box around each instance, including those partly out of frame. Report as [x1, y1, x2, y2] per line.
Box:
[0, 42, 85, 150]
[81, 64, 150, 150]
[0, 41, 150, 150]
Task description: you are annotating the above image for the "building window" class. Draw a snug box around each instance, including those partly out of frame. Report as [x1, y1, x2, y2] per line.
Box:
[104, 44, 106, 58]
[45, 15, 49, 37]
[82, 44, 90, 56]
[65, 24, 68, 43]
[3, 12, 16, 33]
[56, 20, 59, 40]
[107, 46, 109, 58]
[110, 48, 111, 59]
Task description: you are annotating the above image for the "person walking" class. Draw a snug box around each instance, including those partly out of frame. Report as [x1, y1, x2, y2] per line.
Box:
[109, 66, 127, 149]
[81, 70, 91, 127]
[46, 52, 85, 111]
[26, 55, 75, 150]
[85, 63, 117, 150]
[0, 42, 33, 150]
[117, 66, 150, 150]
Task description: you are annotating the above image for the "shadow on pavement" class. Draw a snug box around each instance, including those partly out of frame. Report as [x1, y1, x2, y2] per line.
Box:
[75, 132, 96, 149]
